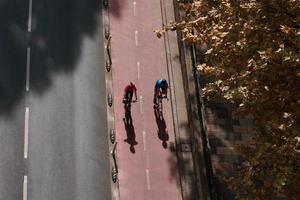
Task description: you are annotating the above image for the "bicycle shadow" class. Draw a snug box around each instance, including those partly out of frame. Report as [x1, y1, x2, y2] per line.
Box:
[123, 113, 138, 153]
[153, 105, 169, 148]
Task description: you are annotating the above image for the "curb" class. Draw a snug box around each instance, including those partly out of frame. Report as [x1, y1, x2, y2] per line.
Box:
[160, 0, 209, 199]
[171, 1, 216, 199]
[102, 1, 120, 200]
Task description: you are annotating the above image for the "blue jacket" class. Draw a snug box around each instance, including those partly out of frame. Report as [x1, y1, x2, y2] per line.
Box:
[155, 79, 168, 90]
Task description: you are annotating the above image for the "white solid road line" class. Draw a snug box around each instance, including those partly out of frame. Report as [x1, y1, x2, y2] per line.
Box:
[24, 107, 29, 159]
[134, 30, 139, 46]
[145, 169, 151, 190]
[133, 1, 137, 16]
[142, 131, 147, 151]
[28, 0, 33, 32]
[23, 176, 28, 200]
[137, 61, 141, 79]
[139, 95, 143, 114]
[26, 47, 31, 92]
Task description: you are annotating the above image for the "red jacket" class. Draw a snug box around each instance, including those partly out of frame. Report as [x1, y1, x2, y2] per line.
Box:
[124, 84, 137, 93]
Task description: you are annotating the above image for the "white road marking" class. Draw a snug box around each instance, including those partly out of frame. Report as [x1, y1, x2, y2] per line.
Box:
[137, 61, 141, 79]
[134, 30, 139, 46]
[139, 95, 143, 114]
[24, 107, 29, 159]
[133, 1, 137, 16]
[26, 47, 31, 92]
[142, 131, 147, 151]
[145, 169, 151, 190]
[23, 176, 28, 200]
[28, 0, 33, 32]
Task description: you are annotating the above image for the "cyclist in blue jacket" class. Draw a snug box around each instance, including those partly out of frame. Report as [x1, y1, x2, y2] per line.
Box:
[154, 79, 169, 103]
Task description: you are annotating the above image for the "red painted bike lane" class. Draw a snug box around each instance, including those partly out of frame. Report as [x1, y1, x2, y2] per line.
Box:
[110, 0, 182, 199]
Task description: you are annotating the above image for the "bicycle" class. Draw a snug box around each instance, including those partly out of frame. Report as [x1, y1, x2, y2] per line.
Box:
[123, 94, 138, 115]
[154, 93, 167, 118]
[123, 97, 132, 115]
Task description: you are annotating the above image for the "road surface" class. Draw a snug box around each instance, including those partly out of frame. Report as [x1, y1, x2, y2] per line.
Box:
[110, 0, 183, 199]
[0, 0, 111, 200]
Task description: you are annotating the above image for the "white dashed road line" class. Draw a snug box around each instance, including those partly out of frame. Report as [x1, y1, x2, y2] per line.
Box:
[139, 95, 143, 114]
[24, 107, 29, 159]
[133, 1, 137, 16]
[26, 47, 31, 92]
[142, 131, 147, 151]
[145, 169, 151, 190]
[28, 0, 33, 32]
[23, 176, 28, 200]
[137, 61, 141, 79]
[134, 30, 139, 46]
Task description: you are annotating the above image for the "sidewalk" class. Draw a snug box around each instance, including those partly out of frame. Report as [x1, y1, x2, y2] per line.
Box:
[107, 0, 204, 199]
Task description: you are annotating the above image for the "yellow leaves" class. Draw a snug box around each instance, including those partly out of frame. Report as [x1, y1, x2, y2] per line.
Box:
[258, 50, 268, 60]
[275, 47, 284, 53]
[178, 2, 192, 10]
[193, 1, 202, 8]
[154, 30, 164, 38]
[181, 27, 189, 34]
[278, 124, 285, 130]
[237, 86, 249, 98]
[190, 16, 208, 26]
[182, 33, 200, 43]
[205, 48, 213, 55]
[264, 86, 269, 91]
[157, 1, 300, 196]
[197, 63, 215, 75]
[240, 1, 257, 10]
[257, 48, 273, 61]
[220, 31, 229, 38]
[280, 25, 292, 34]
[283, 112, 291, 119]
[247, 58, 257, 69]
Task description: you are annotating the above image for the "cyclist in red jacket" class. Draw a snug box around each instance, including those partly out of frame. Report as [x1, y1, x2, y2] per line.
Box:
[123, 82, 137, 103]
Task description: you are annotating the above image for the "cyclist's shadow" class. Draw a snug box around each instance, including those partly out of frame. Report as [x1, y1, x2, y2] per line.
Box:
[123, 112, 138, 153]
[153, 105, 169, 148]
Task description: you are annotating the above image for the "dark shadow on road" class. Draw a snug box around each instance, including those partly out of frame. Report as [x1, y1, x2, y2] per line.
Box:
[153, 105, 169, 148]
[109, 0, 124, 18]
[0, 0, 102, 116]
[30, 0, 100, 93]
[167, 142, 199, 200]
[167, 143, 180, 185]
[123, 113, 138, 153]
[0, 1, 28, 115]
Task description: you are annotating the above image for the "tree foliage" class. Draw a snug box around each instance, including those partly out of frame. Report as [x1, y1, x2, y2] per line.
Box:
[156, 0, 300, 199]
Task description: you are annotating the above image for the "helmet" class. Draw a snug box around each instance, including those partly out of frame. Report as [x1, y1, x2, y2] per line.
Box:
[161, 79, 168, 88]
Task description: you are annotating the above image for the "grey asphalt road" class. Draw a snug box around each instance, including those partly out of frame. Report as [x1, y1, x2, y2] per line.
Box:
[0, 103, 25, 200]
[0, 0, 111, 200]
[0, 1, 29, 200]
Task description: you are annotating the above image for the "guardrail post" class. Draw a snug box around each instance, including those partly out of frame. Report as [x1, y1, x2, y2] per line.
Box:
[110, 128, 115, 144]
[105, 26, 110, 39]
[106, 36, 112, 72]
[107, 93, 113, 107]
[111, 142, 118, 182]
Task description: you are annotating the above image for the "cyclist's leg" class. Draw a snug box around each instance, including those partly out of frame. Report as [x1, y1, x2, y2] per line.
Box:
[123, 92, 129, 102]
[123, 93, 127, 103]
[161, 88, 167, 98]
[124, 94, 131, 114]
[158, 88, 163, 99]
[128, 91, 133, 102]
[153, 86, 159, 104]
